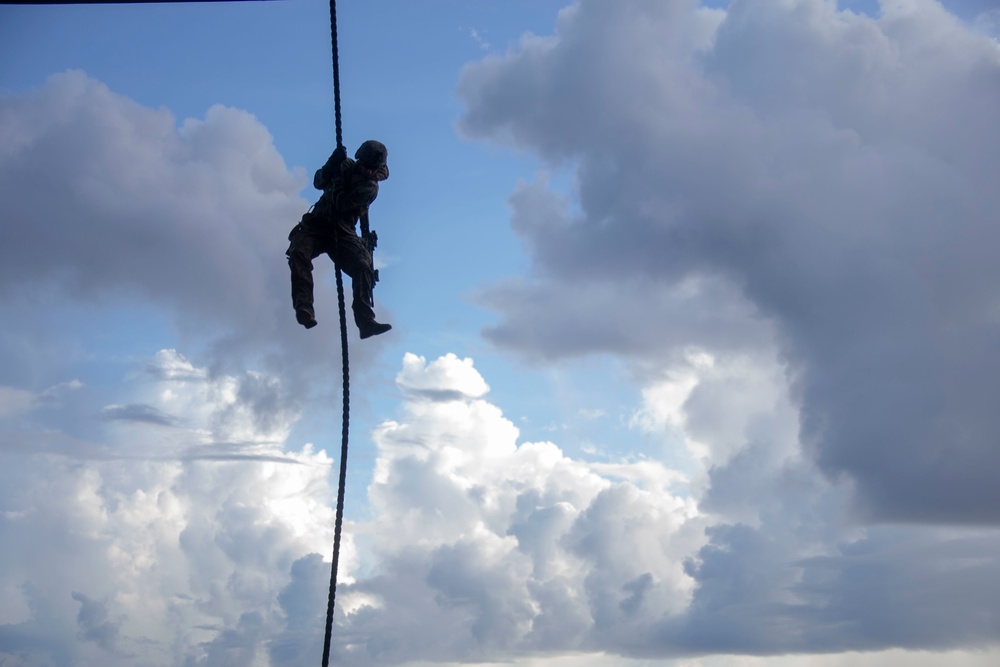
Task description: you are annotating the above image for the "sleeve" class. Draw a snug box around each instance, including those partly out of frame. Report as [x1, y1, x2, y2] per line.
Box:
[339, 178, 379, 211]
[333, 163, 379, 212]
[314, 147, 350, 190]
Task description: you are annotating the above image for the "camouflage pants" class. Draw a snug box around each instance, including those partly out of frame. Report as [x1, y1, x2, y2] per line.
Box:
[286, 215, 377, 327]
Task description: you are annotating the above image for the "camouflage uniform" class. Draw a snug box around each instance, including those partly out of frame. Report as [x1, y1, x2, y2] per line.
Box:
[286, 141, 391, 338]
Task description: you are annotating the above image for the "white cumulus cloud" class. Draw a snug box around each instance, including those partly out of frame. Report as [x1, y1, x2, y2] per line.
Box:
[0, 349, 339, 667]
[326, 352, 701, 665]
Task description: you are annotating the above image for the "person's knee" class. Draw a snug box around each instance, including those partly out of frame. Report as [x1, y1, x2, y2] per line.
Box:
[334, 252, 369, 277]
[288, 240, 313, 262]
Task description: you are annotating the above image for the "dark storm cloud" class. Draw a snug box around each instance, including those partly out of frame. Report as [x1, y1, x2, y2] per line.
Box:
[458, 0, 1000, 523]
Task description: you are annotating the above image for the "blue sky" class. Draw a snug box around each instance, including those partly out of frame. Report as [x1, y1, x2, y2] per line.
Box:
[0, 0, 639, 470]
[32, 0, 705, 519]
[2, 1, 1000, 666]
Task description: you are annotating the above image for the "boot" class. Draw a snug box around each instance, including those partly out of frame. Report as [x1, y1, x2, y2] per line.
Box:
[296, 307, 318, 329]
[358, 320, 391, 339]
[352, 292, 390, 339]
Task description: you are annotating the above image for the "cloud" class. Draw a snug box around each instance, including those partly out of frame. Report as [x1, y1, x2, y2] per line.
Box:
[0, 349, 699, 666]
[104, 348, 300, 449]
[71, 592, 121, 652]
[458, 0, 1000, 524]
[314, 352, 1000, 662]
[395, 352, 491, 401]
[0, 71, 384, 404]
[0, 71, 301, 326]
[675, 522, 1000, 655]
[3, 3, 1000, 663]
[0, 381, 84, 421]
[0, 387, 35, 418]
[973, 9, 1000, 38]
[3, 348, 1000, 664]
[469, 27, 492, 51]
[101, 403, 178, 427]
[327, 353, 701, 665]
[0, 348, 340, 667]
[446, 0, 1000, 660]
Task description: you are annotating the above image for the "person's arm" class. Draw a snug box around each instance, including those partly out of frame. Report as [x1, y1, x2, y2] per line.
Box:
[314, 146, 350, 190]
[334, 162, 379, 212]
[340, 179, 379, 212]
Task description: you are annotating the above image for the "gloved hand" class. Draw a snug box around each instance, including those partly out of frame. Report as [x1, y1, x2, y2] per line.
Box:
[314, 145, 350, 190]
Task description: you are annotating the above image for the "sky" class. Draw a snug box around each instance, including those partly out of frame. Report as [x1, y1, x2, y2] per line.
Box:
[1, 0, 1000, 665]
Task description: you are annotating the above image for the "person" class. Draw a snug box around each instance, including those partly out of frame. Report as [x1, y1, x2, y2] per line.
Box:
[286, 140, 392, 338]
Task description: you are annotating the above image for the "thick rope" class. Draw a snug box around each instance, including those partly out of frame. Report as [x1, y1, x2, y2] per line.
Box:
[330, 0, 343, 151]
[321, 0, 349, 666]
[321, 268, 350, 667]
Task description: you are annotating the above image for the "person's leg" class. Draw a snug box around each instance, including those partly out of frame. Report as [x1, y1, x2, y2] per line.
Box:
[330, 234, 391, 338]
[287, 224, 322, 328]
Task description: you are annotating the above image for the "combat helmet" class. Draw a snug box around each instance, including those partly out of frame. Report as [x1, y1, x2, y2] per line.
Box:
[355, 140, 388, 168]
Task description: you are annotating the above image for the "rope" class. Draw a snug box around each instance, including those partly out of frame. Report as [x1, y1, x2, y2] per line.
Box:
[322, 1, 349, 666]
[330, 0, 343, 151]
[321, 269, 350, 667]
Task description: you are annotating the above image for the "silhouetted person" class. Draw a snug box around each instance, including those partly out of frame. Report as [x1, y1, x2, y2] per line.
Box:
[287, 140, 392, 339]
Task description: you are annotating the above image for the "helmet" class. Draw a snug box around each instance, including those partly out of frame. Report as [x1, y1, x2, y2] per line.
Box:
[355, 140, 388, 168]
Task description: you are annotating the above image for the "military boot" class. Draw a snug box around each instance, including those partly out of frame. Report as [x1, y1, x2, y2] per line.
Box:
[358, 320, 391, 339]
[295, 306, 318, 329]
